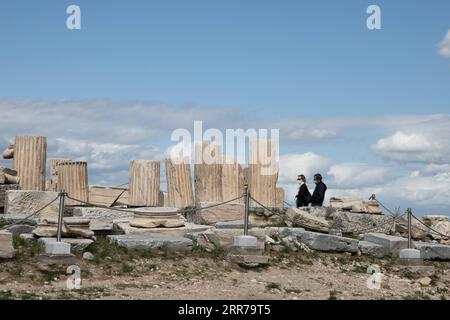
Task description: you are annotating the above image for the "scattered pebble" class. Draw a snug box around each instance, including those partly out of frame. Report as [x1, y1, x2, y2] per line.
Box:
[417, 277, 432, 287]
[83, 252, 94, 260]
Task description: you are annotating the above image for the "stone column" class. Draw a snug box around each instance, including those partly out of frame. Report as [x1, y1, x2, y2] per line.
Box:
[57, 161, 89, 206]
[46, 159, 71, 192]
[13, 136, 47, 191]
[194, 141, 222, 204]
[222, 156, 244, 203]
[248, 139, 278, 207]
[129, 160, 160, 207]
[275, 187, 285, 208]
[165, 157, 194, 208]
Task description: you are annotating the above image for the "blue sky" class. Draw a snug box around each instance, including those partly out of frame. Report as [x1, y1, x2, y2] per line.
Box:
[0, 1, 449, 215]
[1, 0, 449, 115]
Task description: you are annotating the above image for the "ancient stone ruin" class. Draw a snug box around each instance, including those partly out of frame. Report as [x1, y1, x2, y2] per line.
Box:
[1, 134, 450, 266]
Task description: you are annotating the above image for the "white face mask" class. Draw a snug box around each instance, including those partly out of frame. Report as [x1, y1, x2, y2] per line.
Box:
[297, 180, 303, 185]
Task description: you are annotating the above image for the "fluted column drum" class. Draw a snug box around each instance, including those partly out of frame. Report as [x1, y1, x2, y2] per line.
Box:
[248, 139, 278, 207]
[222, 156, 244, 203]
[57, 161, 89, 206]
[46, 159, 70, 192]
[129, 160, 160, 207]
[194, 142, 222, 204]
[165, 157, 194, 208]
[13, 136, 47, 191]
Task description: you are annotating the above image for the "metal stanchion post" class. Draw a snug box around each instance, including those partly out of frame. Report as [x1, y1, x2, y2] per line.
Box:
[57, 190, 65, 242]
[407, 208, 412, 249]
[244, 184, 249, 236]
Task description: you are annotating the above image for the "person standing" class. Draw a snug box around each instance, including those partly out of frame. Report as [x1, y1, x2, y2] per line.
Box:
[295, 174, 311, 208]
[310, 173, 327, 207]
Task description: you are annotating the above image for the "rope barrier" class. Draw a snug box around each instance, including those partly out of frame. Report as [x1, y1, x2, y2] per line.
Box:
[115, 182, 129, 188]
[179, 195, 245, 214]
[248, 195, 294, 224]
[65, 194, 246, 215]
[65, 195, 137, 213]
[0, 195, 60, 231]
[284, 200, 294, 207]
[7, 190, 441, 241]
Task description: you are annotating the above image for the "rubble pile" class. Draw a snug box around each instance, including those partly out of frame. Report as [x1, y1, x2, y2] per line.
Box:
[329, 197, 382, 215]
[33, 217, 94, 238]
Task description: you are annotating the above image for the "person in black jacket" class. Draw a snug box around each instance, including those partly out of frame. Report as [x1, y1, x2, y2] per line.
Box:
[295, 174, 311, 207]
[310, 173, 327, 207]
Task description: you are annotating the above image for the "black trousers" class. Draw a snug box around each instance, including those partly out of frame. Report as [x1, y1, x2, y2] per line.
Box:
[296, 199, 308, 208]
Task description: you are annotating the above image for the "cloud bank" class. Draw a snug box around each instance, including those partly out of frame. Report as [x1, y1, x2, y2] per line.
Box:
[438, 30, 450, 58]
[1, 98, 449, 214]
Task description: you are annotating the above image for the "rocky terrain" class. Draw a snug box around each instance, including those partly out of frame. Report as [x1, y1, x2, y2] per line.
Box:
[0, 235, 449, 300]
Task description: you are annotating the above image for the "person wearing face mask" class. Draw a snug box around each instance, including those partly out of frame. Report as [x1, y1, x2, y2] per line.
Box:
[310, 173, 327, 207]
[295, 174, 311, 208]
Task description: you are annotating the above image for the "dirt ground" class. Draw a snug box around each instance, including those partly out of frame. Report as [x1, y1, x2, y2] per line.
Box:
[1, 237, 449, 300]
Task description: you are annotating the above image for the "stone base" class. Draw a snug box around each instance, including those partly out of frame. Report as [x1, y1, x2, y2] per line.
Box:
[233, 235, 257, 248]
[398, 248, 423, 266]
[229, 246, 264, 256]
[107, 234, 193, 252]
[44, 240, 71, 255]
[399, 248, 421, 259]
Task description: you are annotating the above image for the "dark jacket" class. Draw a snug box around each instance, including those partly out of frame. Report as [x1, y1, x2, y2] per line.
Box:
[310, 181, 327, 206]
[296, 183, 311, 203]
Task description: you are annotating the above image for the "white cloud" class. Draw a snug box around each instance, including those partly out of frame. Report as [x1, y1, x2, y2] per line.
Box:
[327, 163, 392, 189]
[371, 131, 444, 162]
[438, 30, 450, 58]
[278, 152, 335, 184]
[370, 115, 450, 164]
[0, 99, 247, 185]
[285, 128, 338, 141]
[52, 138, 163, 185]
[372, 131, 433, 153]
[279, 151, 450, 214]
[1, 98, 450, 213]
[379, 172, 450, 208]
[424, 163, 450, 174]
[279, 153, 395, 205]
